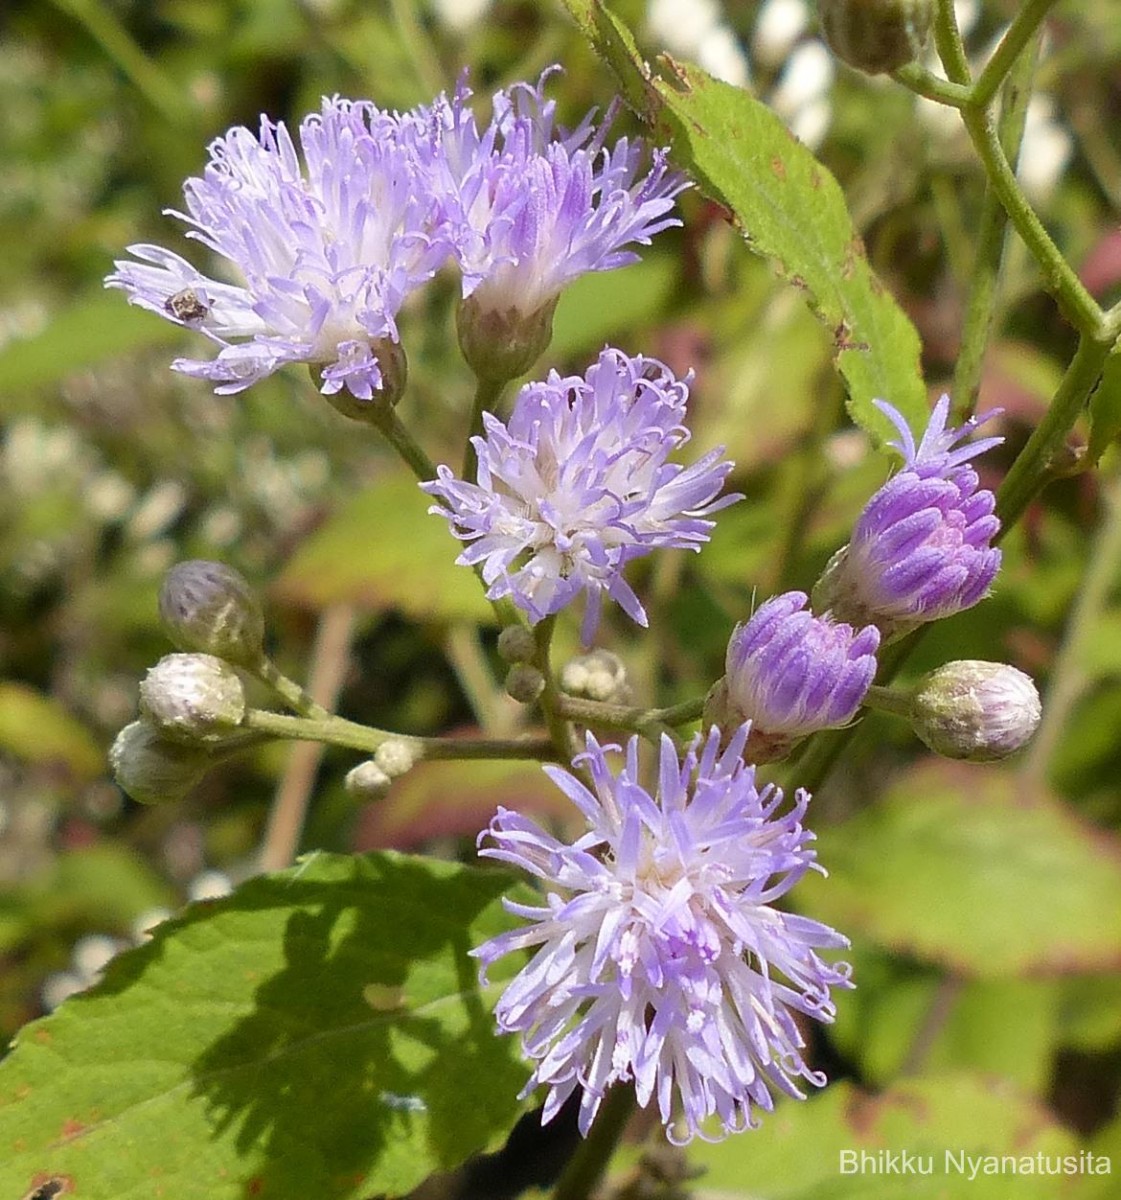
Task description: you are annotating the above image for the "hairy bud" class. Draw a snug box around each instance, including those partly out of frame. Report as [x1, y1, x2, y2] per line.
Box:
[345, 760, 392, 801]
[374, 739, 419, 779]
[159, 560, 266, 668]
[109, 719, 210, 805]
[140, 653, 247, 744]
[497, 625, 537, 665]
[560, 650, 632, 704]
[910, 660, 1041, 761]
[505, 663, 546, 704]
[817, 0, 933, 75]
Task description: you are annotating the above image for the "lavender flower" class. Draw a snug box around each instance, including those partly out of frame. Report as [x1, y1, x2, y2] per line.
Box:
[473, 725, 852, 1143]
[422, 348, 738, 642]
[416, 71, 688, 377]
[706, 591, 880, 761]
[814, 395, 1003, 639]
[106, 98, 447, 402]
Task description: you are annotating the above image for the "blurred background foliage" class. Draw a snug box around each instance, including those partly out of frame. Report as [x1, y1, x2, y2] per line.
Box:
[1, 0, 1121, 1189]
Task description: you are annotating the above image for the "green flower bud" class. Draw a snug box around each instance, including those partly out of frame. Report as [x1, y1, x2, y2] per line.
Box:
[817, 0, 933, 75]
[319, 338, 408, 421]
[910, 660, 1041, 762]
[505, 663, 546, 704]
[109, 719, 210, 805]
[159, 560, 266, 668]
[457, 294, 557, 384]
[345, 760, 392, 801]
[139, 653, 247, 745]
[496, 625, 537, 665]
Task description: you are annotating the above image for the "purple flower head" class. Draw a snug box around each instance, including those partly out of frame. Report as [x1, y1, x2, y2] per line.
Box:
[418, 69, 688, 321]
[710, 591, 880, 761]
[422, 348, 738, 643]
[106, 98, 448, 400]
[473, 725, 852, 1144]
[814, 396, 1003, 639]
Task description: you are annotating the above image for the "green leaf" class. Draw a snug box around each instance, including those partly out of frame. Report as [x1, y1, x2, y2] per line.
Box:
[561, 0, 927, 443]
[0, 682, 103, 782]
[0, 290, 183, 394]
[685, 1073, 1095, 1199]
[1088, 350, 1121, 464]
[274, 472, 496, 625]
[798, 762, 1121, 977]
[0, 851, 532, 1200]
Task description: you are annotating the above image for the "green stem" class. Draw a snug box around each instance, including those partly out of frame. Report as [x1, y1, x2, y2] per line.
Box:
[462, 376, 506, 482]
[933, 0, 971, 86]
[552, 1084, 637, 1200]
[995, 333, 1113, 531]
[557, 692, 706, 737]
[244, 707, 557, 761]
[951, 30, 1041, 423]
[370, 404, 439, 482]
[970, 0, 1058, 111]
[1019, 467, 1121, 788]
[532, 615, 579, 762]
[958, 105, 1103, 336]
[387, 0, 446, 98]
[863, 683, 915, 718]
[892, 63, 971, 107]
[252, 658, 331, 721]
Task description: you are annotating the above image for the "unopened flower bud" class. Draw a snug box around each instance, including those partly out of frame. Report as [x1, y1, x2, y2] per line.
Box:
[457, 294, 557, 383]
[497, 625, 537, 665]
[319, 337, 408, 420]
[159, 560, 266, 668]
[345, 760, 393, 801]
[505, 663, 546, 704]
[140, 653, 246, 744]
[817, 0, 932, 75]
[909, 660, 1041, 761]
[109, 719, 210, 805]
[374, 739, 418, 779]
[560, 650, 631, 704]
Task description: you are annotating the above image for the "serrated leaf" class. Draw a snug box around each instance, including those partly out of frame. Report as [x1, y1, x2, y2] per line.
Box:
[273, 473, 496, 625]
[685, 1073, 1093, 1199]
[0, 682, 103, 782]
[0, 851, 531, 1200]
[798, 762, 1121, 977]
[561, 0, 927, 443]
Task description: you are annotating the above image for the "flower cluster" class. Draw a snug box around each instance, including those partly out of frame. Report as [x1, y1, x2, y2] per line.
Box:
[107, 73, 685, 402]
[423, 348, 738, 642]
[474, 725, 852, 1143]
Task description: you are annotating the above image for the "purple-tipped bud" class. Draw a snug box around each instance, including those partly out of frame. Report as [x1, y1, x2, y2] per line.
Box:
[910, 660, 1041, 761]
[159, 560, 266, 668]
[813, 396, 1003, 640]
[706, 591, 880, 761]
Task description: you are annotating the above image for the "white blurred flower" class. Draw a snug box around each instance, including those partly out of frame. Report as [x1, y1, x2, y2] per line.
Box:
[1018, 94, 1073, 204]
[772, 42, 835, 148]
[430, 0, 492, 32]
[189, 868, 233, 901]
[648, 0, 749, 86]
[131, 906, 173, 942]
[753, 0, 810, 68]
[698, 25, 751, 86]
[42, 971, 86, 1011]
[71, 933, 121, 981]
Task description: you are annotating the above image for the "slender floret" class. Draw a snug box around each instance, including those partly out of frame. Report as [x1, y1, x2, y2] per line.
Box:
[106, 98, 447, 401]
[416, 71, 688, 377]
[813, 396, 1003, 639]
[422, 348, 738, 643]
[707, 591, 880, 761]
[473, 725, 852, 1144]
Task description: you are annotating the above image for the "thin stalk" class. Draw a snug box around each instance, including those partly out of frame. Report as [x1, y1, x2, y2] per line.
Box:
[995, 333, 1113, 531]
[370, 404, 439, 482]
[970, 0, 1058, 111]
[959, 105, 1103, 336]
[863, 683, 914, 718]
[253, 657, 331, 721]
[933, 0, 972, 86]
[387, 0, 445, 99]
[445, 624, 517, 736]
[900, 976, 965, 1076]
[951, 31, 1041, 422]
[552, 1085, 637, 1200]
[532, 615, 579, 763]
[244, 707, 557, 761]
[891, 63, 971, 107]
[556, 693, 706, 737]
[1020, 469, 1121, 789]
[462, 377, 506, 482]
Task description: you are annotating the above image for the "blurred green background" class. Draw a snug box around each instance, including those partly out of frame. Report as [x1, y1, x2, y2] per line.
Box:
[1, 0, 1121, 1188]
